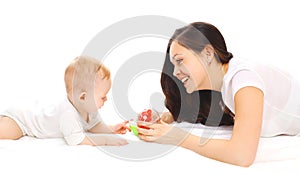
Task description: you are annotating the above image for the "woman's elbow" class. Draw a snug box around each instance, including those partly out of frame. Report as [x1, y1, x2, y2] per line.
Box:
[233, 151, 256, 167]
[236, 158, 254, 167]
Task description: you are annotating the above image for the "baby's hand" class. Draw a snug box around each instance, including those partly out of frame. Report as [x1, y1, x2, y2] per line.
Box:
[111, 121, 130, 134]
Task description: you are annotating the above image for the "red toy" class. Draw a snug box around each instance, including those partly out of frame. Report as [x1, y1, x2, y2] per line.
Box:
[138, 109, 153, 129]
[138, 109, 152, 122]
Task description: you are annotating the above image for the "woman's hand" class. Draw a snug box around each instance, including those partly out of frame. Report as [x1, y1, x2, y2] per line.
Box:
[137, 120, 189, 146]
[160, 112, 174, 124]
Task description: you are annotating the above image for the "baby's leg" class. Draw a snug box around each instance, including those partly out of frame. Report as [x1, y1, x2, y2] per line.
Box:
[0, 116, 23, 139]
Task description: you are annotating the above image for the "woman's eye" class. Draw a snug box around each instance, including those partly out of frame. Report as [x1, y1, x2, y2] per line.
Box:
[175, 59, 183, 64]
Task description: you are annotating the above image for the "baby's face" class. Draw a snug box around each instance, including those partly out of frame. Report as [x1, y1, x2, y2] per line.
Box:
[69, 71, 111, 114]
[91, 73, 111, 111]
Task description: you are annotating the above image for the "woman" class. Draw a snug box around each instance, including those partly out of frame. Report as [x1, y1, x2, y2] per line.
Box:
[137, 22, 300, 167]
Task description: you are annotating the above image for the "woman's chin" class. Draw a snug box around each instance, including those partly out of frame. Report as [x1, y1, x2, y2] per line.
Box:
[185, 87, 195, 94]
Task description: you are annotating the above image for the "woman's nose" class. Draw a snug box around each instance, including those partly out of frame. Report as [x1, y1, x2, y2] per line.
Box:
[173, 66, 180, 77]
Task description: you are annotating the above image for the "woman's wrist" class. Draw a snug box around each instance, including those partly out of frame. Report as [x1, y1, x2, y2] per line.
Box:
[161, 112, 174, 124]
[179, 132, 197, 149]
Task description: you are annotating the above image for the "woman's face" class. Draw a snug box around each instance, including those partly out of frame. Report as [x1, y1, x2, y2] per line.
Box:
[169, 41, 211, 93]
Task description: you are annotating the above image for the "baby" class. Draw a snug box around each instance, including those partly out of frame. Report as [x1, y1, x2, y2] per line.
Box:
[0, 56, 129, 146]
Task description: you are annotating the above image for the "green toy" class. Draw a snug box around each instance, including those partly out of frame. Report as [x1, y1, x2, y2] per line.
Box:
[130, 125, 139, 136]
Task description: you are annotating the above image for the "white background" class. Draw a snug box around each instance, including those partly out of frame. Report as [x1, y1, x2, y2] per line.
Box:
[1, 0, 300, 172]
[0, 0, 300, 120]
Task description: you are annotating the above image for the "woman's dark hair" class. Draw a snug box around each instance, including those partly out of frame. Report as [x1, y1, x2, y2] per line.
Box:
[161, 22, 235, 126]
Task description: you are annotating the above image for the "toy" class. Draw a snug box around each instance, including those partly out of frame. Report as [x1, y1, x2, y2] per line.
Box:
[138, 109, 153, 122]
[129, 109, 160, 136]
[129, 125, 139, 136]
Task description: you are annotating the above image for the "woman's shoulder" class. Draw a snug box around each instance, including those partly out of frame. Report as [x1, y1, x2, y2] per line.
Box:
[223, 58, 266, 95]
[224, 58, 254, 81]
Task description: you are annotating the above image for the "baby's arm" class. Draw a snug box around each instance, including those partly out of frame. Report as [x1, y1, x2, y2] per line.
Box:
[79, 135, 128, 146]
[60, 115, 128, 146]
[88, 121, 129, 134]
[88, 122, 113, 133]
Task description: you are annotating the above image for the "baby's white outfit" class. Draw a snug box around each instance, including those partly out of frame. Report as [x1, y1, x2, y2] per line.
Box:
[0, 97, 101, 145]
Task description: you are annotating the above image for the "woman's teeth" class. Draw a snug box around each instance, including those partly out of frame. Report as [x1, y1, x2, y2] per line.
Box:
[181, 77, 189, 83]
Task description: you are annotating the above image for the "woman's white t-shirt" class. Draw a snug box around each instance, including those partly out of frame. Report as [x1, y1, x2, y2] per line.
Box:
[222, 58, 300, 137]
[0, 97, 101, 145]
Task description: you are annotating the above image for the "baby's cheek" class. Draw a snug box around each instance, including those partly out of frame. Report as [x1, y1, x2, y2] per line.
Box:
[97, 100, 104, 108]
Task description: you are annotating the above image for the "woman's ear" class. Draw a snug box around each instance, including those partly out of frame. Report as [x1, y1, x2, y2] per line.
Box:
[203, 44, 215, 57]
[202, 45, 215, 65]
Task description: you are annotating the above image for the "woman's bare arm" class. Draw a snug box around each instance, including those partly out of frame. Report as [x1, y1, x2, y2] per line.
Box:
[180, 86, 264, 166]
[139, 86, 264, 167]
[160, 112, 174, 124]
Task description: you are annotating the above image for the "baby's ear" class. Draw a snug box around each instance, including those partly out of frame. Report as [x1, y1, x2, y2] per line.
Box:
[79, 92, 87, 101]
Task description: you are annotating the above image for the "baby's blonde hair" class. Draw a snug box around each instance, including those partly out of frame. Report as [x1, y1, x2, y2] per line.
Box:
[64, 56, 110, 96]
